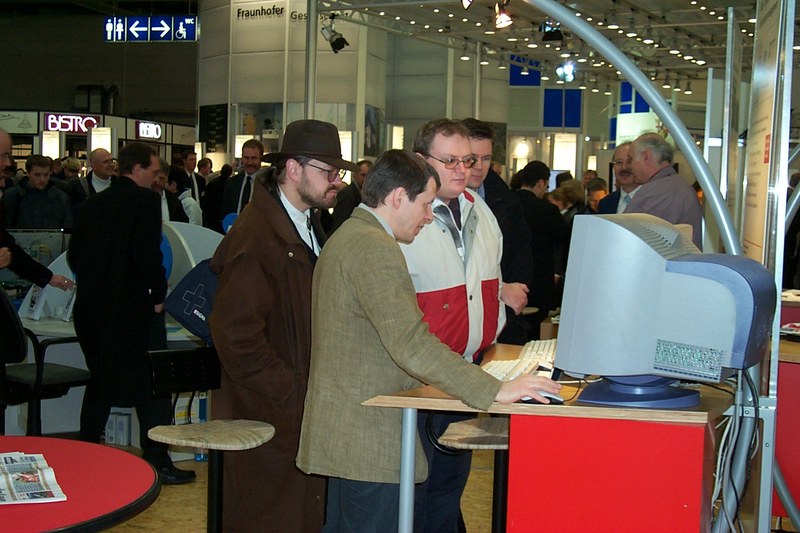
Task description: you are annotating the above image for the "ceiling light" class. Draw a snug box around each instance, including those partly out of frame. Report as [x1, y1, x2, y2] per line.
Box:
[460, 41, 471, 61]
[696, 59, 707, 65]
[462, 0, 474, 9]
[527, 41, 538, 48]
[495, 3, 513, 29]
[672, 81, 681, 92]
[684, 82, 693, 95]
[603, 84, 612, 95]
[521, 65, 529, 75]
[556, 61, 575, 82]
[498, 56, 507, 69]
[578, 77, 587, 90]
[662, 76, 671, 89]
[748, 17, 757, 23]
[541, 18, 564, 41]
[320, 16, 349, 54]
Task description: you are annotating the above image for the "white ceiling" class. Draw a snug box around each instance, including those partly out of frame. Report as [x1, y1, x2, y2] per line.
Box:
[322, 0, 795, 85]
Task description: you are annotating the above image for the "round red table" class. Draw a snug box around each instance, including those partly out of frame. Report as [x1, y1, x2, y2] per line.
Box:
[0, 436, 160, 532]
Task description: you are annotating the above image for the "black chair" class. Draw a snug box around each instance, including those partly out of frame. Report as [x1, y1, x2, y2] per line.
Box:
[0, 290, 91, 436]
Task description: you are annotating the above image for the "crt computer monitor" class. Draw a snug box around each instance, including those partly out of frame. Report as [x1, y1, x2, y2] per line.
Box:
[554, 214, 776, 408]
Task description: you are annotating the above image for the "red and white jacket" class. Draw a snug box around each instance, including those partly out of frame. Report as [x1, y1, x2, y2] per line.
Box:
[400, 190, 505, 362]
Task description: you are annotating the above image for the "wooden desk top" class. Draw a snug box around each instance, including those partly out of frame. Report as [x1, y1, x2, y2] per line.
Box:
[363, 343, 734, 425]
[778, 338, 800, 364]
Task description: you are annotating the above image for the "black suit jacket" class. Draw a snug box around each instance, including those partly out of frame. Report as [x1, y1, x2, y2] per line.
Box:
[597, 189, 621, 214]
[188, 171, 206, 201]
[328, 182, 361, 235]
[221, 171, 247, 221]
[67, 176, 167, 403]
[515, 188, 566, 316]
[481, 170, 534, 344]
[202, 175, 228, 233]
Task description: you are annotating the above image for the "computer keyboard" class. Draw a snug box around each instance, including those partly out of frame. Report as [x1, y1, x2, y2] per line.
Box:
[482, 340, 557, 381]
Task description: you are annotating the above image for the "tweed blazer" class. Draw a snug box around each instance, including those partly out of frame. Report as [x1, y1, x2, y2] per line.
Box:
[297, 207, 501, 484]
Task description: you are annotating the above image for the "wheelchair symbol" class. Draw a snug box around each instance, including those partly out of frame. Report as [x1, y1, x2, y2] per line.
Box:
[175, 22, 187, 40]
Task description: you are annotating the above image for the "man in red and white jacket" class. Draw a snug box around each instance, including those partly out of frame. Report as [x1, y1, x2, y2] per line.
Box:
[402, 119, 529, 533]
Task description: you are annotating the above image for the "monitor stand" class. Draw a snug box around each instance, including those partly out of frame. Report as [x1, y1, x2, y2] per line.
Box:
[577, 375, 700, 409]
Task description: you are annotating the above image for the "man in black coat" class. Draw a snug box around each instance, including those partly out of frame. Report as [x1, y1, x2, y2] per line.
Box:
[220, 139, 263, 225]
[462, 118, 534, 345]
[67, 142, 194, 485]
[514, 161, 567, 338]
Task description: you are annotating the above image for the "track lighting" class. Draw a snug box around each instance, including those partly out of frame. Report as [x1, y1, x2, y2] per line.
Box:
[320, 15, 349, 53]
[495, 2, 513, 29]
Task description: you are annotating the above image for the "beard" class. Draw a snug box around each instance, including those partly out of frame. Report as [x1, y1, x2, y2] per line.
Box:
[298, 173, 338, 209]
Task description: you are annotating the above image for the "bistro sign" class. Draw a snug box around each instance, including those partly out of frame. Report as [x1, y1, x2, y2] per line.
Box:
[44, 113, 101, 134]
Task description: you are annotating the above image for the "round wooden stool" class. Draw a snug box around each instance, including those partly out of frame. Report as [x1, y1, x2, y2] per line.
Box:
[439, 417, 509, 533]
[148, 419, 275, 533]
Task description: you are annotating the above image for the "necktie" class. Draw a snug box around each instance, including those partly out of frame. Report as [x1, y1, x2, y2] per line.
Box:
[623, 193, 631, 205]
[240, 175, 252, 212]
[448, 198, 462, 230]
[306, 215, 318, 255]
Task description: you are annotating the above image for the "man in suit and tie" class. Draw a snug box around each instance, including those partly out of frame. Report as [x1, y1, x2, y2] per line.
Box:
[297, 150, 560, 531]
[220, 139, 263, 224]
[462, 118, 533, 345]
[210, 120, 358, 532]
[67, 142, 195, 485]
[179, 149, 205, 203]
[598, 142, 640, 214]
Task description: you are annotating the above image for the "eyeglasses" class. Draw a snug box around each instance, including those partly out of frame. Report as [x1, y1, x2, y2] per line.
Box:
[613, 158, 631, 166]
[426, 154, 478, 170]
[305, 161, 346, 182]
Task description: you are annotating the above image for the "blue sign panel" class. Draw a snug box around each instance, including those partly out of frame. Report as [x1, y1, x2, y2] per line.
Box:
[103, 15, 198, 42]
[150, 16, 173, 41]
[127, 16, 149, 41]
[104, 16, 126, 42]
[174, 17, 198, 41]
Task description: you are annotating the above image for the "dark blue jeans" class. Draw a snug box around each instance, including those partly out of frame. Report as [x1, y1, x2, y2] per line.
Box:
[414, 411, 473, 533]
[323, 477, 400, 533]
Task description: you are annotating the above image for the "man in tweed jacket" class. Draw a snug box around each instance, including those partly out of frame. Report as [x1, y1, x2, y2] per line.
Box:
[297, 150, 560, 532]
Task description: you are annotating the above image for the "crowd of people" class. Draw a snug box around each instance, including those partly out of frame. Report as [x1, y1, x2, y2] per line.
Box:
[0, 121, 705, 532]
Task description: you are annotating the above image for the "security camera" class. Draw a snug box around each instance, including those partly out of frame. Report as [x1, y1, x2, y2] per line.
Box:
[321, 20, 349, 53]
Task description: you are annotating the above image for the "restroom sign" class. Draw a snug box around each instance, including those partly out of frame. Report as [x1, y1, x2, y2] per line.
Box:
[104, 16, 198, 42]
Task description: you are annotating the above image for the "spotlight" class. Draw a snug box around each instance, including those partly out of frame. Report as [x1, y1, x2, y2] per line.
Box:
[462, 0, 474, 9]
[684, 81, 693, 95]
[540, 18, 564, 41]
[495, 2, 513, 29]
[556, 61, 575, 82]
[460, 41, 471, 61]
[521, 65, 530, 76]
[603, 84, 612, 95]
[320, 16, 349, 53]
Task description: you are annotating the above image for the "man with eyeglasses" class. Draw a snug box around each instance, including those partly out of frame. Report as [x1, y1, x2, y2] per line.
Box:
[209, 119, 358, 532]
[598, 141, 640, 214]
[403, 118, 528, 533]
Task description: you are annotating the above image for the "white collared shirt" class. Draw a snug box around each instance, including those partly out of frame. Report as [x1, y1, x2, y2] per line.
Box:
[277, 186, 319, 255]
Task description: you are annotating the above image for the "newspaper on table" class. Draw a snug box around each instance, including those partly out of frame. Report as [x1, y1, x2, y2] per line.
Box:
[0, 452, 66, 504]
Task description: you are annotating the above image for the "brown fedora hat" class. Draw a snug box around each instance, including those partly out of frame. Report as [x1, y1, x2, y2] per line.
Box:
[262, 119, 359, 172]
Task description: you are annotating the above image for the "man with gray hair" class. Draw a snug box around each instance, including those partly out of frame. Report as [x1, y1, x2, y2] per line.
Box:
[626, 132, 703, 248]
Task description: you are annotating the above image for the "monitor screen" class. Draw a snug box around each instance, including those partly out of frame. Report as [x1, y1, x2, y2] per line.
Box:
[554, 214, 775, 408]
[0, 229, 69, 289]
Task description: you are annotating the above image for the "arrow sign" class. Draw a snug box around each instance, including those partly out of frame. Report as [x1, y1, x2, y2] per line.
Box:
[150, 16, 172, 41]
[128, 17, 148, 41]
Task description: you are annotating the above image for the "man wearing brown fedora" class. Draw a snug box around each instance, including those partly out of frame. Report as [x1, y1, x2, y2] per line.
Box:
[209, 119, 359, 532]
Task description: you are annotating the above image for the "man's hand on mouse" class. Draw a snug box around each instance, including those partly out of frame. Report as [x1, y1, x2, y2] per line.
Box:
[494, 375, 562, 404]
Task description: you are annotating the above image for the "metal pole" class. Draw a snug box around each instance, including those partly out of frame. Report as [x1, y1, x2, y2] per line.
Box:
[305, 0, 318, 119]
[398, 408, 417, 533]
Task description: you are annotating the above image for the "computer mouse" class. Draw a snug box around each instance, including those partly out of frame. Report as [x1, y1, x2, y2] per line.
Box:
[517, 391, 565, 405]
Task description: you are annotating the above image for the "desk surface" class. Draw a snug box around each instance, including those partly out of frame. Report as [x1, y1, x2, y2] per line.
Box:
[21, 317, 196, 342]
[363, 343, 733, 425]
[0, 436, 160, 533]
[778, 338, 800, 364]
